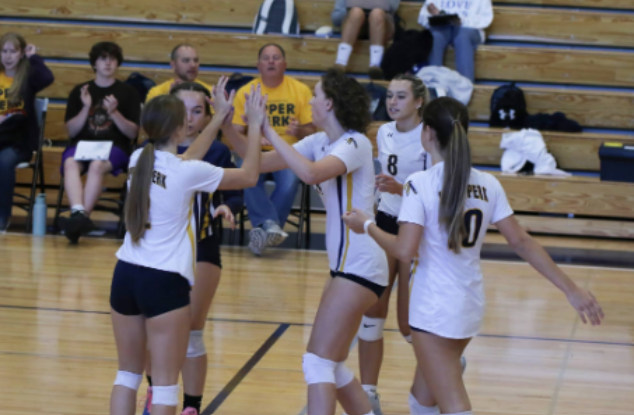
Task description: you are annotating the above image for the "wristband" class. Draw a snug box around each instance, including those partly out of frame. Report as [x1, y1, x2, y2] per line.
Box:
[363, 219, 375, 234]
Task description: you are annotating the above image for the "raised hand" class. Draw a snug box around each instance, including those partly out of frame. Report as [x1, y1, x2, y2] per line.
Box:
[244, 84, 268, 130]
[210, 75, 236, 120]
[80, 85, 92, 108]
[342, 208, 372, 234]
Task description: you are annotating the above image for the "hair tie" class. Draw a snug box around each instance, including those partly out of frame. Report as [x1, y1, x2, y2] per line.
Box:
[452, 119, 461, 127]
[148, 138, 155, 145]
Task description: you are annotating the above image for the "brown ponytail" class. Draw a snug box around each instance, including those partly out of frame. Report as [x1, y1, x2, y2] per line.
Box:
[125, 95, 185, 242]
[422, 97, 471, 253]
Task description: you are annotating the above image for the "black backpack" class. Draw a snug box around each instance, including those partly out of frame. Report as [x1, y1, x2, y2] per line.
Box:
[364, 82, 390, 121]
[489, 82, 527, 129]
[125, 72, 156, 103]
[226, 73, 255, 95]
[381, 29, 433, 81]
[253, 0, 300, 35]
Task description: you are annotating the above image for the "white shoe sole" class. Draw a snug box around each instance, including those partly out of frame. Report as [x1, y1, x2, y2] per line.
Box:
[248, 228, 267, 256]
[265, 230, 288, 247]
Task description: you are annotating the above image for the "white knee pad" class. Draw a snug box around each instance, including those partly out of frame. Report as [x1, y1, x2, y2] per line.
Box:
[113, 371, 143, 391]
[358, 317, 385, 342]
[302, 353, 337, 385]
[186, 330, 206, 358]
[152, 385, 180, 407]
[334, 362, 354, 389]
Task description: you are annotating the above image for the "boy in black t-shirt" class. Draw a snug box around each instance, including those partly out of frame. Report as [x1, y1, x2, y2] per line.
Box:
[60, 42, 140, 243]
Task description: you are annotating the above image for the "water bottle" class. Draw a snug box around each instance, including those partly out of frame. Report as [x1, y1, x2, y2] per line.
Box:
[32, 193, 47, 236]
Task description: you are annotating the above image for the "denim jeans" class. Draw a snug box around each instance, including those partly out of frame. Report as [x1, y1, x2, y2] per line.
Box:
[0, 145, 32, 222]
[428, 25, 482, 82]
[235, 155, 301, 228]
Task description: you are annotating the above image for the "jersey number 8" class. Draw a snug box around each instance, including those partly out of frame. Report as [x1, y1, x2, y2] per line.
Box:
[387, 154, 398, 175]
[462, 209, 484, 248]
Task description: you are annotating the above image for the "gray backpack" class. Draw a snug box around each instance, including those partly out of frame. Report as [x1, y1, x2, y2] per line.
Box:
[253, 0, 300, 35]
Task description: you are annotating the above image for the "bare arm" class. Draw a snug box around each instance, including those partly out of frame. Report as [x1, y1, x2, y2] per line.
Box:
[263, 124, 346, 185]
[109, 109, 139, 139]
[297, 123, 316, 139]
[66, 106, 90, 138]
[216, 85, 266, 190]
[222, 122, 288, 173]
[182, 76, 235, 161]
[496, 215, 604, 325]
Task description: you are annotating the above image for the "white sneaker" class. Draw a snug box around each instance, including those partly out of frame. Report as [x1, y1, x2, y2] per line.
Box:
[248, 227, 267, 256]
[263, 220, 288, 247]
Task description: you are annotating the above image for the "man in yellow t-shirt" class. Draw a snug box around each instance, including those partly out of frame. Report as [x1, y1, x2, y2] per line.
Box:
[145, 44, 213, 102]
[232, 43, 315, 256]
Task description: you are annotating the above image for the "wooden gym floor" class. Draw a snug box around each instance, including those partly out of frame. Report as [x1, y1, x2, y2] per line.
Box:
[0, 232, 633, 415]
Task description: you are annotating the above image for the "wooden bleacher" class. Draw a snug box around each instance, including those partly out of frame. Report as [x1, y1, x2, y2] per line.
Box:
[4, 21, 634, 87]
[3, 1, 634, 48]
[41, 64, 634, 131]
[9, 0, 634, 239]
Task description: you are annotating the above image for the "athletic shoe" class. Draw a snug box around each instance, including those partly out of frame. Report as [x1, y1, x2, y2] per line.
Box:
[59, 210, 95, 244]
[368, 66, 384, 81]
[263, 220, 288, 247]
[181, 408, 198, 415]
[365, 390, 383, 415]
[141, 386, 152, 415]
[248, 227, 267, 256]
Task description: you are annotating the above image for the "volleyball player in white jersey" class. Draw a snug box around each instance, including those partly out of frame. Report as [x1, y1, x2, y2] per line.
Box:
[223, 69, 388, 415]
[343, 97, 604, 415]
[108, 79, 266, 415]
[358, 75, 430, 414]
[142, 82, 244, 415]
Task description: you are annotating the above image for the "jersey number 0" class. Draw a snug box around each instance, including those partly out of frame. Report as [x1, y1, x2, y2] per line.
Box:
[462, 209, 483, 248]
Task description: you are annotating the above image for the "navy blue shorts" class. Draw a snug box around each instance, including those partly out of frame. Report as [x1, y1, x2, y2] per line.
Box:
[197, 234, 222, 268]
[110, 260, 191, 318]
[376, 210, 399, 236]
[330, 270, 386, 298]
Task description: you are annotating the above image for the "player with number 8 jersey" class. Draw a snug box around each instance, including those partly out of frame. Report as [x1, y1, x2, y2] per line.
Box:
[377, 122, 431, 218]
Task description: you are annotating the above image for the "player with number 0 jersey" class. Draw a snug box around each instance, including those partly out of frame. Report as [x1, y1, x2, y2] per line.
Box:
[343, 97, 604, 415]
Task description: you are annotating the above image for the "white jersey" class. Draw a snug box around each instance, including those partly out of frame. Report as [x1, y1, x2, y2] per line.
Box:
[398, 163, 513, 338]
[295, 131, 388, 286]
[377, 122, 430, 217]
[116, 149, 225, 285]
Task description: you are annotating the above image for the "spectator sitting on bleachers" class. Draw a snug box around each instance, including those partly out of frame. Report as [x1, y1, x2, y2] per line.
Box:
[0, 32, 54, 233]
[332, 0, 400, 80]
[230, 44, 316, 256]
[59, 42, 140, 243]
[419, 0, 493, 82]
[145, 44, 213, 102]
